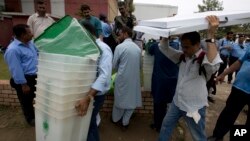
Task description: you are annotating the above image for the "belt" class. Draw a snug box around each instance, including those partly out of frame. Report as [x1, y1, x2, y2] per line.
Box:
[24, 74, 37, 78]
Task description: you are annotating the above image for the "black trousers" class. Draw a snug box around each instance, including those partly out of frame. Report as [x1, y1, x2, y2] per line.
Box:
[213, 87, 250, 139]
[228, 56, 238, 82]
[10, 75, 37, 123]
[103, 35, 118, 54]
[207, 72, 217, 95]
[153, 101, 168, 130]
[218, 54, 229, 77]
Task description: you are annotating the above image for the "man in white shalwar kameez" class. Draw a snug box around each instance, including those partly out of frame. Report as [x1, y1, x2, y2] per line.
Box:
[111, 26, 142, 128]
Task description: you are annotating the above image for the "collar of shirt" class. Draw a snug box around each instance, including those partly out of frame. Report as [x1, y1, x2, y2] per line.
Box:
[124, 38, 132, 42]
[83, 16, 93, 20]
[238, 43, 245, 49]
[185, 48, 203, 61]
[35, 13, 49, 18]
[14, 38, 32, 47]
[96, 38, 101, 43]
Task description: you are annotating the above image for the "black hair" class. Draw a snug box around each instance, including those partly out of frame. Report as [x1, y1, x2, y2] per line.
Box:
[81, 4, 91, 11]
[121, 26, 133, 38]
[99, 14, 107, 22]
[13, 24, 29, 38]
[181, 31, 200, 45]
[246, 38, 250, 42]
[118, 1, 126, 7]
[238, 34, 245, 38]
[36, 0, 45, 5]
[227, 31, 233, 35]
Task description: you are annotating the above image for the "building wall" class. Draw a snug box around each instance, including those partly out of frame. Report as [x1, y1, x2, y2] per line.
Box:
[107, 0, 118, 22]
[0, 1, 5, 11]
[133, 3, 178, 40]
[0, 0, 118, 51]
[65, 0, 111, 20]
[0, 80, 153, 115]
[0, 15, 29, 48]
[2, 0, 117, 19]
[4, 0, 22, 12]
[50, 0, 64, 17]
[0, 17, 13, 48]
[11, 15, 30, 26]
[134, 3, 178, 20]
[21, 0, 35, 14]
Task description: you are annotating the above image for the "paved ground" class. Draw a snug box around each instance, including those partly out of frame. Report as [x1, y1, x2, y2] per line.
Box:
[0, 82, 247, 141]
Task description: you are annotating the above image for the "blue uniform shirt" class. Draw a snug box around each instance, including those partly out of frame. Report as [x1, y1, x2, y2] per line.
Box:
[233, 48, 250, 94]
[4, 39, 38, 84]
[245, 42, 250, 48]
[101, 21, 112, 38]
[231, 43, 247, 58]
[219, 38, 234, 57]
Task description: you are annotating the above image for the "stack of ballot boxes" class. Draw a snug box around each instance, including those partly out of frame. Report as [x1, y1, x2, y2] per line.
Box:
[34, 52, 98, 141]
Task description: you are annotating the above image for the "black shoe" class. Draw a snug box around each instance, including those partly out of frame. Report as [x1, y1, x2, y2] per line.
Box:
[150, 123, 155, 129]
[156, 128, 160, 132]
[120, 124, 129, 131]
[110, 117, 117, 124]
[131, 113, 136, 119]
[110, 117, 121, 126]
[150, 123, 160, 132]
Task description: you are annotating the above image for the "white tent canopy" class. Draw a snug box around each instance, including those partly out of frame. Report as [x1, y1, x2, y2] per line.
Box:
[134, 10, 250, 37]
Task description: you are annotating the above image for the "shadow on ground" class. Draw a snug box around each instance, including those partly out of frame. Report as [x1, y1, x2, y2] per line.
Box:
[0, 83, 247, 141]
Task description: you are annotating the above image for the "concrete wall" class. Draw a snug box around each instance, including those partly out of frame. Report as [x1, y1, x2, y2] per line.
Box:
[0, 80, 153, 115]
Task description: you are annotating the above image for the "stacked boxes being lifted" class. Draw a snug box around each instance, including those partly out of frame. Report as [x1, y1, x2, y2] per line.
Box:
[34, 16, 100, 141]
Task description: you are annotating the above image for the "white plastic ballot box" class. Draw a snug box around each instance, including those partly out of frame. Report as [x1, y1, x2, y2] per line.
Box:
[134, 10, 250, 37]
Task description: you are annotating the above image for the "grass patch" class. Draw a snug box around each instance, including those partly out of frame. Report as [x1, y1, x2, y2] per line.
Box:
[0, 53, 11, 80]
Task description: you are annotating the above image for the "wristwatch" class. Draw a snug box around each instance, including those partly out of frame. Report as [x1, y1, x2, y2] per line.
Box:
[205, 38, 215, 43]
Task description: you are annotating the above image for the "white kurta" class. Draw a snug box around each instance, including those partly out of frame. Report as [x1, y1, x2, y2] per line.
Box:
[113, 38, 142, 109]
[27, 13, 55, 38]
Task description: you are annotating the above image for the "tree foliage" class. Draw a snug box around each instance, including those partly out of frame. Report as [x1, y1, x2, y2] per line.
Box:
[198, 0, 223, 12]
[198, 0, 225, 38]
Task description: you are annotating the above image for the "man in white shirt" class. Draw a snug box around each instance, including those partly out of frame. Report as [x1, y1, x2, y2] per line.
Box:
[111, 26, 142, 129]
[75, 22, 113, 141]
[27, 0, 54, 38]
[158, 15, 222, 141]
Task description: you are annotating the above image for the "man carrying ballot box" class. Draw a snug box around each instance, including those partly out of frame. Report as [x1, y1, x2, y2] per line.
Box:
[157, 15, 222, 141]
